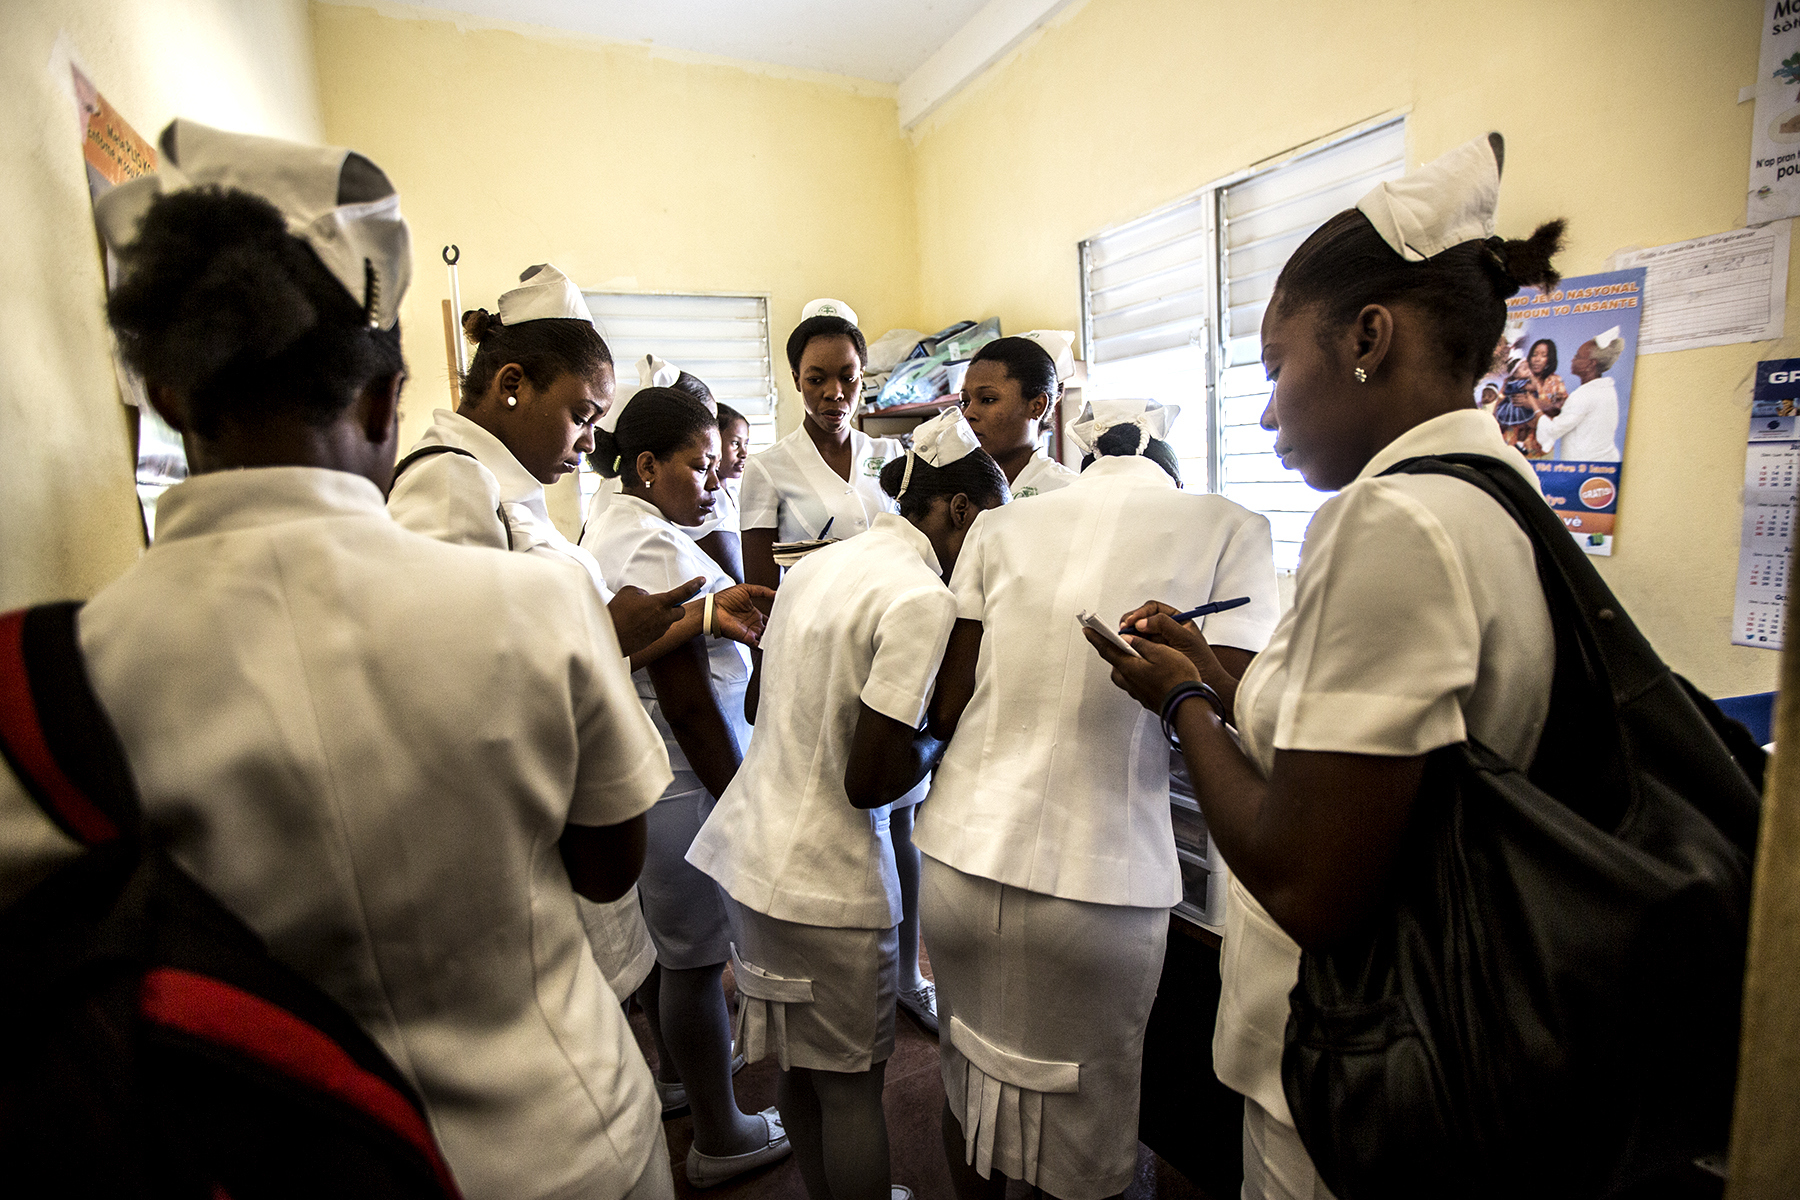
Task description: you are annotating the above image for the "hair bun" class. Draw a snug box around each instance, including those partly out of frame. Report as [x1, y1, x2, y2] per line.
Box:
[1492, 219, 1567, 292]
[462, 307, 503, 344]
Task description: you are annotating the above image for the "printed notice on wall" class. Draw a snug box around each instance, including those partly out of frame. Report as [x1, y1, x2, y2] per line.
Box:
[1734, 359, 1800, 650]
[72, 65, 187, 539]
[1474, 269, 1643, 556]
[1749, 0, 1800, 225]
[1612, 223, 1790, 354]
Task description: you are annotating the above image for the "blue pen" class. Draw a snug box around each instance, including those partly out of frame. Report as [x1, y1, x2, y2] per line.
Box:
[817, 517, 835, 539]
[1169, 596, 1252, 623]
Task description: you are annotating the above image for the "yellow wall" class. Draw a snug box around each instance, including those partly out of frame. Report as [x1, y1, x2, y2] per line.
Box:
[309, 2, 919, 530]
[0, 0, 323, 609]
[910, 0, 1779, 699]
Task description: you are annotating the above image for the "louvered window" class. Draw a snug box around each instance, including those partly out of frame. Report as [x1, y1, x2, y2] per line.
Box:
[578, 291, 778, 500]
[1080, 118, 1406, 570]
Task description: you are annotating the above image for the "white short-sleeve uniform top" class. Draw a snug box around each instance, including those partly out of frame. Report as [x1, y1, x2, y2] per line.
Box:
[687, 514, 958, 929]
[584, 493, 753, 796]
[1008, 449, 1078, 499]
[389, 408, 614, 601]
[1214, 407, 1556, 1127]
[737, 425, 902, 544]
[1536, 376, 1621, 462]
[0, 467, 672, 1200]
[913, 454, 1280, 909]
[582, 473, 739, 542]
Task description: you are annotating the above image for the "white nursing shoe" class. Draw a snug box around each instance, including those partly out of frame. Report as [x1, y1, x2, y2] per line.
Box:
[684, 1107, 791, 1188]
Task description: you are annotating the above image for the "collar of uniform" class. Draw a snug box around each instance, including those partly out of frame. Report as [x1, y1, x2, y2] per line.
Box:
[1356, 407, 1542, 493]
[418, 408, 543, 504]
[610, 490, 679, 526]
[152, 466, 387, 544]
[871, 512, 941, 576]
[1075, 453, 1177, 490]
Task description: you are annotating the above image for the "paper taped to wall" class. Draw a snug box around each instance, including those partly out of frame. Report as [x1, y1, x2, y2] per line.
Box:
[1612, 222, 1791, 354]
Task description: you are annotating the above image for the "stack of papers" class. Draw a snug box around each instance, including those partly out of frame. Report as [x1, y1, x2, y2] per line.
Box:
[772, 538, 838, 567]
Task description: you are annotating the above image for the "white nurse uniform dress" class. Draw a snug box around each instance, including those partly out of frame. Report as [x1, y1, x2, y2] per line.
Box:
[1, 466, 673, 1200]
[388, 407, 659, 1000]
[686, 513, 958, 1072]
[915, 453, 1280, 1200]
[584, 492, 751, 970]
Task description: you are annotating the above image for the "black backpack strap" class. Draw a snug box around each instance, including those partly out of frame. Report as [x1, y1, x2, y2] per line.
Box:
[391, 443, 478, 487]
[0, 602, 140, 845]
[1380, 452, 1763, 848]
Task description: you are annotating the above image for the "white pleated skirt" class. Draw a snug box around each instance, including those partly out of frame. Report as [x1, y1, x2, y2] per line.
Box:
[921, 856, 1168, 1200]
[725, 898, 898, 1073]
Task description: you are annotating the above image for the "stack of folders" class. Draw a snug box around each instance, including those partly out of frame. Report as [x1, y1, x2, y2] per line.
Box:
[772, 539, 838, 567]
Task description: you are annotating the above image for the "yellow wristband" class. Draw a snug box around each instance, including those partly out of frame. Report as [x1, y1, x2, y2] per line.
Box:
[703, 591, 716, 638]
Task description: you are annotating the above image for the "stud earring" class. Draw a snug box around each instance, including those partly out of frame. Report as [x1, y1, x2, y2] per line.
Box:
[505, 394, 518, 408]
[1354, 367, 1368, 384]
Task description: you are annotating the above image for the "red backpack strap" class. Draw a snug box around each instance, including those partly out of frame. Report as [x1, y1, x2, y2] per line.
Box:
[0, 602, 139, 845]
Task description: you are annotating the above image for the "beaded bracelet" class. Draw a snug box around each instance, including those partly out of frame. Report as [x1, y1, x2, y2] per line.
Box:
[1160, 680, 1226, 749]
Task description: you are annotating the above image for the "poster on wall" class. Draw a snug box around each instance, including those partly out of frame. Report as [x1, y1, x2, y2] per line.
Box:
[1474, 268, 1645, 556]
[1749, 0, 1800, 226]
[72, 66, 187, 538]
[1733, 359, 1800, 651]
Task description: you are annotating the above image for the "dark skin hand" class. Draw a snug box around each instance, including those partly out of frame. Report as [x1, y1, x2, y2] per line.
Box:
[621, 581, 772, 670]
[844, 703, 945, 809]
[1084, 613, 1425, 951]
[742, 528, 781, 593]
[645, 635, 743, 802]
[559, 815, 647, 903]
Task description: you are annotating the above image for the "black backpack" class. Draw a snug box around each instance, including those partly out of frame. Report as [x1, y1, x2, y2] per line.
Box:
[0, 602, 464, 1199]
[1280, 454, 1762, 1200]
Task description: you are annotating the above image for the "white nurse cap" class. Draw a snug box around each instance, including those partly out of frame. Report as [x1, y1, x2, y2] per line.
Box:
[637, 353, 681, 390]
[1594, 326, 1623, 349]
[802, 297, 859, 327]
[1019, 330, 1077, 384]
[94, 118, 413, 330]
[1356, 133, 1502, 262]
[497, 263, 590, 325]
[1065, 398, 1180, 457]
[1590, 326, 1626, 370]
[895, 406, 982, 499]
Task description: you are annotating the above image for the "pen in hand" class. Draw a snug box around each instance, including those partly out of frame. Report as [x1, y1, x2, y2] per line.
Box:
[1123, 596, 1252, 633]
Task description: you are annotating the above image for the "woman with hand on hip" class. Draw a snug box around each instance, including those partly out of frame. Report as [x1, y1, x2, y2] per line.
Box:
[956, 332, 1078, 500]
[584, 387, 792, 1189]
[1084, 134, 1568, 1199]
[689, 408, 1009, 1200]
[47, 119, 676, 1200]
[920, 399, 1280, 1200]
[389, 267, 769, 1006]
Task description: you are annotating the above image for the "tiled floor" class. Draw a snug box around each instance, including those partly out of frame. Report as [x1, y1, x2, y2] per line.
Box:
[631, 956, 1221, 1200]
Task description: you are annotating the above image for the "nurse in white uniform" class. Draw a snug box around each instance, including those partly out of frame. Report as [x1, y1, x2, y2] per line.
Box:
[739, 299, 904, 590]
[716, 402, 752, 514]
[34, 119, 677, 1200]
[389, 268, 768, 1005]
[957, 331, 1078, 499]
[583, 355, 745, 582]
[688, 408, 1009, 1200]
[584, 387, 792, 1188]
[739, 301, 936, 1034]
[918, 400, 1280, 1200]
[1086, 135, 1565, 1199]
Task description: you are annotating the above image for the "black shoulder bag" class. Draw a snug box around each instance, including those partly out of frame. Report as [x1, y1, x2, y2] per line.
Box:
[1280, 454, 1762, 1200]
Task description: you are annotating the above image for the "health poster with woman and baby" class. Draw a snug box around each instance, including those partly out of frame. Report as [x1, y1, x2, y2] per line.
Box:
[1476, 267, 1646, 556]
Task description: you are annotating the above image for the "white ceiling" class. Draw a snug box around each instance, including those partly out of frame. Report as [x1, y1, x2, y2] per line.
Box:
[391, 0, 998, 85]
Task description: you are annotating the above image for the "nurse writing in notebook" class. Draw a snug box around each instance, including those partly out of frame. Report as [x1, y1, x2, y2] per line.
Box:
[739, 299, 903, 591]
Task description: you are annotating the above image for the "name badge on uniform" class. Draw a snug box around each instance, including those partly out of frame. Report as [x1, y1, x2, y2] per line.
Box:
[863, 457, 885, 477]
